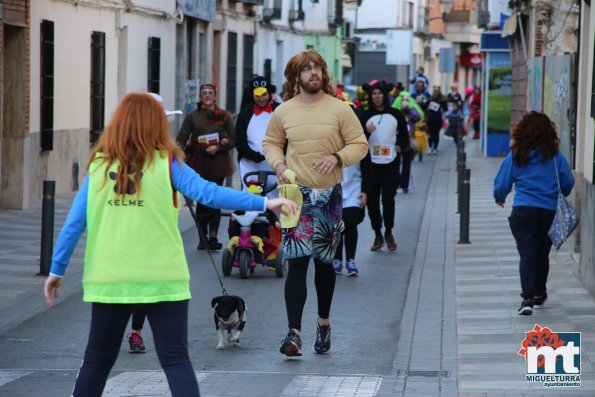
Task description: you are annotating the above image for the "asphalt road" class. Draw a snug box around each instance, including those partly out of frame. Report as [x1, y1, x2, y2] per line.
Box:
[0, 154, 435, 396]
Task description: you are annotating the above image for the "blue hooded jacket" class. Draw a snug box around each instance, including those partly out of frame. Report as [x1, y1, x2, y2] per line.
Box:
[493, 150, 574, 210]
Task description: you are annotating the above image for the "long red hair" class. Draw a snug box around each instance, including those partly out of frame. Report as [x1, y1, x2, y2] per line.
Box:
[88, 92, 184, 196]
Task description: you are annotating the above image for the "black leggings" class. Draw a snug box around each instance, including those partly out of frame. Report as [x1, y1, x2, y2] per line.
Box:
[427, 120, 442, 150]
[285, 256, 336, 331]
[73, 300, 200, 397]
[366, 162, 400, 232]
[335, 207, 364, 261]
[400, 150, 414, 191]
[508, 206, 555, 299]
[131, 305, 146, 330]
[196, 177, 225, 238]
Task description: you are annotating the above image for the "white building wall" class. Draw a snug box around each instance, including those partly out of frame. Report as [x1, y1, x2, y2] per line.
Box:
[302, 0, 336, 32]
[356, 0, 399, 29]
[256, 29, 304, 94]
[29, 1, 178, 202]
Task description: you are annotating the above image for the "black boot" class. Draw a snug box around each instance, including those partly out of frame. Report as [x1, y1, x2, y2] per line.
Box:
[206, 211, 222, 250]
[208, 236, 222, 251]
[371, 229, 384, 251]
[197, 215, 208, 250]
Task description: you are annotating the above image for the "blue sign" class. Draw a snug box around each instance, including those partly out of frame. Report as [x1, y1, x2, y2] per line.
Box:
[439, 48, 456, 74]
[178, 0, 216, 22]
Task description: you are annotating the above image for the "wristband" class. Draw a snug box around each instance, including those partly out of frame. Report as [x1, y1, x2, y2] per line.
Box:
[332, 153, 342, 166]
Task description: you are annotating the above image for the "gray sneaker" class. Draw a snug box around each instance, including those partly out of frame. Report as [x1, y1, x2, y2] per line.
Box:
[280, 330, 302, 357]
[313, 322, 331, 354]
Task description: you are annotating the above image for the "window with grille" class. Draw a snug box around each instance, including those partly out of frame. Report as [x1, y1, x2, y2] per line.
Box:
[242, 35, 255, 90]
[226, 32, 238, 113]
[148, 37, 161, 94]
[40, 20, 54, 152]
[90, 31, 105, 145]
[264, 58, 272, 82]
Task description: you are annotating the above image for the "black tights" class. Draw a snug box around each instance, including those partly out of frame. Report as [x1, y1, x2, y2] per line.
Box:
[335, 207, 363, 261]
[196, 177, 224, 238]
[285, 256, 336, 331]
[73, 300, 199, 397]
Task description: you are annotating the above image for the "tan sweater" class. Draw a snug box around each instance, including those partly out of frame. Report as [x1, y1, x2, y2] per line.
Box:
[263, 94, 368, 189]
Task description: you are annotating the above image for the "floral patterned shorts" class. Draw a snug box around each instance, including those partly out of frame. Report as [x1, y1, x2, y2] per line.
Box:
[281, 184, 344, 264]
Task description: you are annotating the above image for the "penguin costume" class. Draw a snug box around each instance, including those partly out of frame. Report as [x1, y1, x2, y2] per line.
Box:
[235, 76, 280, 197]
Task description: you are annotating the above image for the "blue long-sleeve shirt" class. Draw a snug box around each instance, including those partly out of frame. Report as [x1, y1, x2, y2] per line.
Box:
[493, 150, 574, 210]
[50, 160, 267, 277]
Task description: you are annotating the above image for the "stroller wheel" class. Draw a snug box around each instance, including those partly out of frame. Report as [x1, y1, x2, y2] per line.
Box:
[221, 248, 232, 276]
[275, 250, 284, 278]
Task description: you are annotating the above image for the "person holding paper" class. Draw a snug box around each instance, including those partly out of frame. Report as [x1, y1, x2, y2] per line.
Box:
[359, 80, 409, 252]
[176, 84, 235, 251]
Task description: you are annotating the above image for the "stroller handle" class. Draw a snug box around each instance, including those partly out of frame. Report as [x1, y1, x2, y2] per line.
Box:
[243, 171, 278, 195]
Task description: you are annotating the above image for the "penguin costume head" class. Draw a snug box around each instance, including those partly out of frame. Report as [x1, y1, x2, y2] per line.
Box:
[239, 75, 276, 113]
[362, 80, 394, 108]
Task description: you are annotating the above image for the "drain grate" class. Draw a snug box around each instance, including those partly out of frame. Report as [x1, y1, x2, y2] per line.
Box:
[397, 370, 449, 378]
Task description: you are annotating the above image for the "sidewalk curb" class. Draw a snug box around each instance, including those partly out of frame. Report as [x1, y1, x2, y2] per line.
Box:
[389, 143, 459, 396]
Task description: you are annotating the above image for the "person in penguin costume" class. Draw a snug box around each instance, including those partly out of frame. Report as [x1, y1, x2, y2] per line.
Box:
[235, 76, 280, 197]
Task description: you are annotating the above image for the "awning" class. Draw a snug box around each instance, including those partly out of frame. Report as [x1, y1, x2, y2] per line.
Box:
[501, 14, 518, 38]
[460, 53, 483, 68]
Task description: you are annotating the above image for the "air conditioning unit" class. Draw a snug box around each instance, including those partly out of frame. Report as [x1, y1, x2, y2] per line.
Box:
[424, 46, 432, 60]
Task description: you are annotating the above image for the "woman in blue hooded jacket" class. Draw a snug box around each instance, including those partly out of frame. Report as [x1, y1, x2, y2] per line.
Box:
[493, 112, 574, 316]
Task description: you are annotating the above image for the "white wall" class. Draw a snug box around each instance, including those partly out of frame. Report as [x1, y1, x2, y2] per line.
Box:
[29, 0, 178, 199]
[256, 29, 304, 91]
[356, 0, 399, 29]
[302, 0, 335, 32]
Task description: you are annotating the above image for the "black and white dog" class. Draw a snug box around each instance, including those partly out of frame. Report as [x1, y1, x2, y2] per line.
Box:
[211, 295, 247, 350]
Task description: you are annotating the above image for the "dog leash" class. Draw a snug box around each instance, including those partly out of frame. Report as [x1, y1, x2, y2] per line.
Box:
[183, 195, 229, 296]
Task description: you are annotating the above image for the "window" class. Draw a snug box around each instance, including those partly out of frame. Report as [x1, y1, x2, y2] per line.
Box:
[242, 35, 255, 91]
[148, 37, 161, 93]
[90, 31, 105, 145]
[186, 21, 196, 80]
[198, 32, 207, 82]
[264, 58, 272, 82]
[226, 32, 238, 113]
[40, 20, 54, 151]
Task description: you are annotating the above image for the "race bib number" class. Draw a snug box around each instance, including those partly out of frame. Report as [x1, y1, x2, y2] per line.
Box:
[371, 145, 395, 159]
[428, 101, 441, 112]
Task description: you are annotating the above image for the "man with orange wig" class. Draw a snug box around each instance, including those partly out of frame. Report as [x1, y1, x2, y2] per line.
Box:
[263, 49, 368, 357]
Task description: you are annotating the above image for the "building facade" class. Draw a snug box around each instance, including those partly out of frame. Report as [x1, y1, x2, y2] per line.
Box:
[0, 0, 30, 209]
[576, 0, 595, 296]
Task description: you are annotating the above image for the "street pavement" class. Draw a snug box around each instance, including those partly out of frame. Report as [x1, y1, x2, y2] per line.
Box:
[1, 136, 595, 397]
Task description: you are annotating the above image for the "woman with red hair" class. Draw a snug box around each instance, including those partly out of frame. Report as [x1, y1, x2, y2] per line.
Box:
[44, 93, 297, 396]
